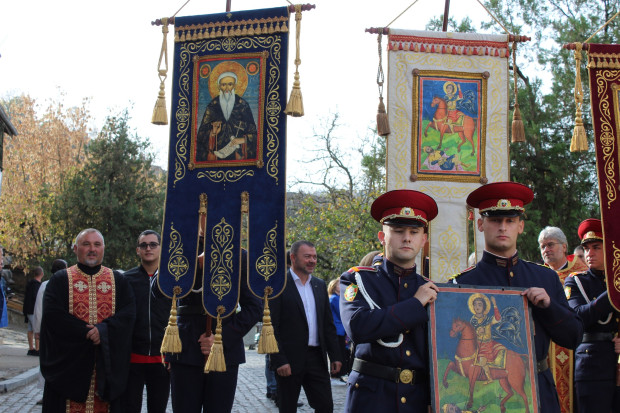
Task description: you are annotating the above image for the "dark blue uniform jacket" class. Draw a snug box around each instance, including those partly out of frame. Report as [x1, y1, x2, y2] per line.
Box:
[565, 269, 618, 382]
[340, 258, 430, 413]
[451, 251, 583, 413]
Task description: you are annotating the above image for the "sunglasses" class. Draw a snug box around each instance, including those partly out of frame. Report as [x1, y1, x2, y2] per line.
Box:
[138, 242, 160, 250]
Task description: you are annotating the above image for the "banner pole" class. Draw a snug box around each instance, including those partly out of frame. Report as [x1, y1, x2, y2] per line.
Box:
[442, 0, 450, 32]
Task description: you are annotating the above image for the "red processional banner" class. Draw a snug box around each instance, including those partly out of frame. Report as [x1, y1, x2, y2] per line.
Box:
[587, 43, 620, 311]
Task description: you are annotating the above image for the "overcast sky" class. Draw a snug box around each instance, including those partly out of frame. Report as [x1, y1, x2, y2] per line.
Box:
[0, 0, 491, 187]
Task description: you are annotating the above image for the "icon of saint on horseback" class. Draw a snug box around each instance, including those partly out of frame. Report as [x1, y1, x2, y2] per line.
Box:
[424, 80, 478, 156]
[442, 292, 530, 413]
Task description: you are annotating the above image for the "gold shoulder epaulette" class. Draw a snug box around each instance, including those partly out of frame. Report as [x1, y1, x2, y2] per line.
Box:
[567, 270, 587, 278]
[523, 259, 548, 268]
[447, 265, 476, 281]
[347, 266, 378, 273]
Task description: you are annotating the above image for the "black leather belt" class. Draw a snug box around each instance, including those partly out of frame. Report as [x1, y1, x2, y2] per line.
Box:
[583, 332, 615, 342]
[537, 358, 549, 373]
[352, 358, 425, 385]
[176, 305, 207, 315]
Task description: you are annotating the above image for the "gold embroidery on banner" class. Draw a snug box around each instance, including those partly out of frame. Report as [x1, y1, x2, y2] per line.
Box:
[210, 218, 233, 301]
[418, 185, 472, 199]
[256, 222, 278, 281]
[196, 169, 255, 183]
[612, 241, 620, 294]
[173, 33, 282, 185]
[387, 53, 507, 187]
[168, 223, 189, 281]
[596, 71, 620, 208]
[436, 226, 462, 282]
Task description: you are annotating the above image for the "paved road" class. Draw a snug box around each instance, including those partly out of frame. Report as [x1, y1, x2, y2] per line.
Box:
[0, 344, 348, 413]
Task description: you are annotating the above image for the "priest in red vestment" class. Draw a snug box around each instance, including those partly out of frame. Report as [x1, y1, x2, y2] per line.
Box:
[40, 228, 136, 413]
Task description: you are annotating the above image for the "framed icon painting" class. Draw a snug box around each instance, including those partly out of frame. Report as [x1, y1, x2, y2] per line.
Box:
[429, 284, 539, 413]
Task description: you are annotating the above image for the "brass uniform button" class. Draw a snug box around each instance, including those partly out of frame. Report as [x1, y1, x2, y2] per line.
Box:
[401, 397, 407, 404]
[404, 283, 408, 288]
[405, 330, 410, 334]
[355, 383, 359, 388]
[510, 271, 514, 277]
[406, 350, 411, 356]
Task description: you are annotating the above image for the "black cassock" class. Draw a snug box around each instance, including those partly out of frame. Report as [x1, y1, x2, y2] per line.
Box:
[40, 264, 135, 413]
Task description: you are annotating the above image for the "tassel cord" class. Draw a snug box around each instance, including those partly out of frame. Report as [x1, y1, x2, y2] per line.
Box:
[257, 287, 279, 354]
[205, 306, 227, 372]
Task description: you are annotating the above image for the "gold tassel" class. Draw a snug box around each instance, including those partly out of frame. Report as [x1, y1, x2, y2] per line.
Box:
[511, 41, 525, 143]
[285, 5, 304, 117]
[205, 306, 226, 372]
[160, 290, 182, 354]
[571, 42, 588, 152]
[376, 31, 390, 137]
[257, 287, 279, 354]
[511, 103, 525, 143]
[152, 18, 170, 125]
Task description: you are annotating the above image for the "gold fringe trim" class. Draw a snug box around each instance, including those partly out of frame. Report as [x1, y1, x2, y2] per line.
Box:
[571, 43, 588, 152]
[587, 52, 620, 69]
[152, 18, 170, 126]
[175, 17, 288, 43]
[205, 306, 226, 372]
[285, 5, 304, 117]
[257, 287, 279, 354]
[160, 290, 182, 354]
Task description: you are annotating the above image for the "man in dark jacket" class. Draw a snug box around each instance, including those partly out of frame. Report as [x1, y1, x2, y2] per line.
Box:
[122, 230, 171, 413]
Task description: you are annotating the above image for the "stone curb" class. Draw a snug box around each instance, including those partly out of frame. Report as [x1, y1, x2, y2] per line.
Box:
[0, 366, 40, 393]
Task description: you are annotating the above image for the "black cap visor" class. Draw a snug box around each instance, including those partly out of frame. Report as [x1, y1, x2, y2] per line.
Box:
[382, 218, 426, 228]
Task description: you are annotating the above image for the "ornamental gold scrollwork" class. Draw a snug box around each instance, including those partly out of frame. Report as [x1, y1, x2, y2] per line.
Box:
[435, 226, 462, 281]
[167, 223, 189, 281]
[197, 170, 255, 183]
[173, 35, 282, 185]
[209, 218, 233, 301]
[595, 71, 620, 208]
[612, 241, 620, 293]
[256, 222, 278, 281]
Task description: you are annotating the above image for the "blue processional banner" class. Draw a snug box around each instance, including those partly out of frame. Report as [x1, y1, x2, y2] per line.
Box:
[158, 7, 289, 319]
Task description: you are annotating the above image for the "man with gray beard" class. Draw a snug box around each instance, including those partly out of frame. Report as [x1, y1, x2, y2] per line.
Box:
[196, 71, 258, 162]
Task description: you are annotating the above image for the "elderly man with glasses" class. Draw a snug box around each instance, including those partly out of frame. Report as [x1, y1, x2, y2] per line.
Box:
[539, 226, 587, 273]
[121, 230, 172, 413]
[538, 226, 588, 413]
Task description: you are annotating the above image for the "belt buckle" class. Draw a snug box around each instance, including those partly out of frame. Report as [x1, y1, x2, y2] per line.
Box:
[399, 369, 413, 384]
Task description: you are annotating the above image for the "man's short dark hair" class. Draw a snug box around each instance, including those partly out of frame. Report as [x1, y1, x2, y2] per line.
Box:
[138, 229, 161, 245]
[290, 240, 315, 257]
[33, 266, 44, 277]
[51, 259, 68, 274]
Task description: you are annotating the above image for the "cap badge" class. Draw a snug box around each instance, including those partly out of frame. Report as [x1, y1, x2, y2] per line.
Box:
[400, 207, 414, 216]
[585, 231, 597, 238]
[497, 199, 511, 208]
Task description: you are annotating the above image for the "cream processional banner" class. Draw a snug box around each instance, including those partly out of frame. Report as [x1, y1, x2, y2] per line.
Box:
[386, 30, 510, 281]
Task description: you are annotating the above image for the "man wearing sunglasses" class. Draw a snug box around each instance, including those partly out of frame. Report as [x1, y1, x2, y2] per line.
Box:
[121, 230, 172, 413]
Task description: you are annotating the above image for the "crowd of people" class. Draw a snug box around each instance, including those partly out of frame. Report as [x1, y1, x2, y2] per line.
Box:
[2, 180, 620, 413]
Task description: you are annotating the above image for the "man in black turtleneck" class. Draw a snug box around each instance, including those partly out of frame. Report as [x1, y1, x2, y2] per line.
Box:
[40, 228, 135, 413]
[564, 218, 620, 412]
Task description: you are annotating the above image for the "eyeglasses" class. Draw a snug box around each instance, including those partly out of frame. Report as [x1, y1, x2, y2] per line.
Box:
[539, 242, 559, 250]
[138, 242, 160, 250]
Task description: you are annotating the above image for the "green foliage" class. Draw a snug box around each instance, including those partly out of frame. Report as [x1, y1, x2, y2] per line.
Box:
[50, 110, 165, 269]
[287, 115, 386, 280]
[479, 0, 615, 260]
[287, 193, 382, 280]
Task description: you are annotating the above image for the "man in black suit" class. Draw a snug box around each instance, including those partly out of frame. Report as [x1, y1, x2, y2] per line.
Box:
[270, 240, 342, 413]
